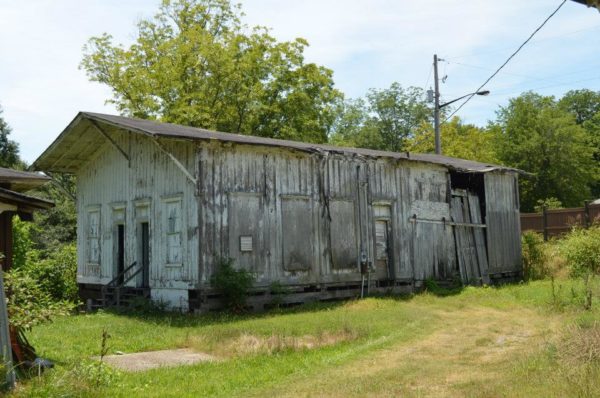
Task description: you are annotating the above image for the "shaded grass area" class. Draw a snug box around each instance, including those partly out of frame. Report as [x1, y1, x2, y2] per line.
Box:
[13, 278, 600, 397]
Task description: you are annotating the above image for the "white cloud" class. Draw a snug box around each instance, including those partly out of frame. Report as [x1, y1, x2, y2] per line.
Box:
[0, 0, 599, 162]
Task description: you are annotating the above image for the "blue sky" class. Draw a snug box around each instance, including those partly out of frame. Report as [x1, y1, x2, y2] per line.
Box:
[1, 0, 599, 163]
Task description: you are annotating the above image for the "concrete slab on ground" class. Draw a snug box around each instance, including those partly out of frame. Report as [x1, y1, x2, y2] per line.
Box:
[101, 348, 216, 372]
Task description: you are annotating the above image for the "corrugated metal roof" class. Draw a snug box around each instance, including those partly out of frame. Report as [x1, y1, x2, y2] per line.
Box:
[33, 111, 523, 174]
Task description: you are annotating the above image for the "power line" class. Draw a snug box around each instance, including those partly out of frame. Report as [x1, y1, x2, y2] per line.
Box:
[448, 60, 600, 91]
[423, 64, 433, 91]
[446, 23, 600, 61]
[443, 0, 568, 122]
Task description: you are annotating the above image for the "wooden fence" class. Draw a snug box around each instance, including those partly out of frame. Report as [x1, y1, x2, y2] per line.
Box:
[520, 202, 600, 240]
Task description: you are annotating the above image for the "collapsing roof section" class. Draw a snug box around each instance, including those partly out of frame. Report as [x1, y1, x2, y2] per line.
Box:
[32, 112, 523, 175]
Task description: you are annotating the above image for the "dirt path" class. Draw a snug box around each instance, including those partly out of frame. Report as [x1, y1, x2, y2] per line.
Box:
[256, 305, 562, 398]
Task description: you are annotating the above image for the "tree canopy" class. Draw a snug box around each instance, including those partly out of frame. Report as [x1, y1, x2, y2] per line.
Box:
[405, 116, 498, 164]
[330, 83, 430, 152]
[0, 105, 21, 169]
[81, 0, 341, 143]
[490, 92, 597, 212]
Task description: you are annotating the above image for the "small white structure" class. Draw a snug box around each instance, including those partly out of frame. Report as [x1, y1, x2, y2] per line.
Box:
[33, 112, 523, 311]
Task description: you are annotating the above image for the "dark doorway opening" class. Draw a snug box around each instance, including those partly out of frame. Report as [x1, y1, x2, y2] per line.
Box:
[140, 222, 150, 288]
[117, 224, 125, 285]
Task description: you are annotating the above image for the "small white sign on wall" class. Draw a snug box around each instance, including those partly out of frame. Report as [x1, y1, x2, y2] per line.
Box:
[240, 235, 253, 252]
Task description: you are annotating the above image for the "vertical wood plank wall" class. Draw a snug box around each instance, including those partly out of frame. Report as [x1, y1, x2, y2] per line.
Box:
[198, 145, 462, 287]
[77, 124, 198, 289]
[77, 125, 522, 291]
[484, 172, 522, 274]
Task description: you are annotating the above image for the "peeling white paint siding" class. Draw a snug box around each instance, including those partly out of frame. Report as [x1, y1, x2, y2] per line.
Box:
[76, 126, 519, 294]
[77, 127, 198, 289]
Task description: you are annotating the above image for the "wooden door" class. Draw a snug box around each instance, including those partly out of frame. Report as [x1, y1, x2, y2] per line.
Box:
[374, 220, 391, 279]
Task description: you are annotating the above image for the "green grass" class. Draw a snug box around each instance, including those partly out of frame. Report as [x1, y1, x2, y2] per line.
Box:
[12, 278, 600, 397]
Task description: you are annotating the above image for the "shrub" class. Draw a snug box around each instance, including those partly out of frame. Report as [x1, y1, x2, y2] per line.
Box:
[12, 215, 79, 303]
[23, 243, 78, 302]
[11, 216, 34, 270]
[559, 226, 600, 277]
[211, 257, 254, 311]
[534, 197, 563, 213]
[4, 270, 75, 331]
[521, 231, 549, 280]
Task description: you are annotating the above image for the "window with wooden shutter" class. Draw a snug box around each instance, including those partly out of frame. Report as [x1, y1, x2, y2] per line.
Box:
[87, 208, 101, 264]
[164, 198, 182, 265]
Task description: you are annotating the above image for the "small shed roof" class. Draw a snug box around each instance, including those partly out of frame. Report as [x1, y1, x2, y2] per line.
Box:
[0, 167, 50, 193]
[0, 187, 54, 213]
[33, 112, 523, 175]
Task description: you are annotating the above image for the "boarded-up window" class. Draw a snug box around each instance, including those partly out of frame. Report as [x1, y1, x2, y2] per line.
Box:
[330, 200, 358, 269]
[228, 193, 261, 272]
[164, 199, 182, 265]
[87, 208, 100, 264]
[281, 196, 312, 271]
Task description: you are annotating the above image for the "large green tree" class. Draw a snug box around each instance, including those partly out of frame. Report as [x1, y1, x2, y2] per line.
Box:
[81, 0, 341, 143]
[405, 117, 498, 164]
[0, 105, 21, 168]
[491, 92, 597, 211]
[558, 89, 600, 197]
[330, 83, 430, 152]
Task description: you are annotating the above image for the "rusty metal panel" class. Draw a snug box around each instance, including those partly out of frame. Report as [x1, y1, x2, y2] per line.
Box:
[485, 172, 522, 274]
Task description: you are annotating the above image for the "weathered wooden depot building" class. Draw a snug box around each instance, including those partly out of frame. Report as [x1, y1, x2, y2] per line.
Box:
[33, 112, 522, 311]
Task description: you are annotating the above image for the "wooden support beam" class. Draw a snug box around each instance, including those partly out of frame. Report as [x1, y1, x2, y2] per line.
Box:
[89, 120, 130, 164]
[409, 217, 486, 228]
[151, 138, 197, 185]
[0, 270, 15, 390]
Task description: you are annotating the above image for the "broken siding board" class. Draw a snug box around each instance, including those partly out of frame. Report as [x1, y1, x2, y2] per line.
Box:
[451, 194, 480, 284]
[409, 164, 455, 280]
[468, 193, 490, 284]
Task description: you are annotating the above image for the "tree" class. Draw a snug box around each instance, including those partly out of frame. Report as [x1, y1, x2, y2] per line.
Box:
[558, 89, 600, 197]
[405, 116, 498, 163]
[558, 89, 600, 125]
[81, 0, 341, 143]
[491, 92, 597, 211]
[330, 83, 430, 152]
[30, 173, 77, 253]
[0, 105, 21, 169]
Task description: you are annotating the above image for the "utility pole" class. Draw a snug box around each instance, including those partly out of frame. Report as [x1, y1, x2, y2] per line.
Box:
[433, 54, 441, 155]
